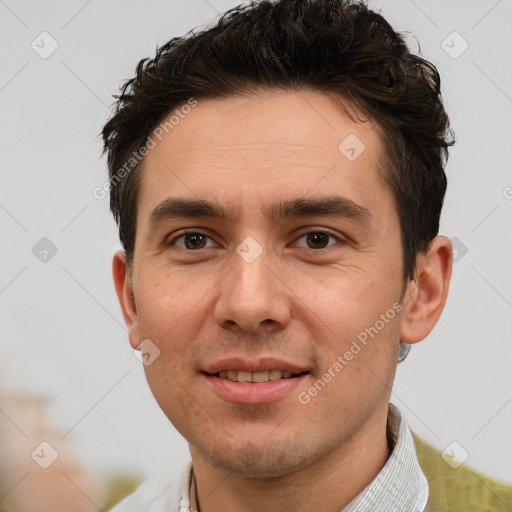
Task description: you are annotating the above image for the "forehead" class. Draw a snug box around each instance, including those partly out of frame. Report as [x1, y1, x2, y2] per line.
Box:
[137, 90, 389, 217]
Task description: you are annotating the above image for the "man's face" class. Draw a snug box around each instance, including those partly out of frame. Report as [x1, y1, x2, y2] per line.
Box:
[126, 90, 408, 478]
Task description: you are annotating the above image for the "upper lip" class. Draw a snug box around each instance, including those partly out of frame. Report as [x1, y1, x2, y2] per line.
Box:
[203, 357, 310, 375]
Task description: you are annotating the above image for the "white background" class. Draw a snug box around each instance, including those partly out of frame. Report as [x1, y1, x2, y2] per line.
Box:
[1, 0, 511, 496]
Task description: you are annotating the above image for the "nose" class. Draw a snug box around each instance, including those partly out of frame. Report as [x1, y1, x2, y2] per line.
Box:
[214, 243, 291, 334]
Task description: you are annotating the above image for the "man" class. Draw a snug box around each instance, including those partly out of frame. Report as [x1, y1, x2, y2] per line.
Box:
[103, 0, 454, 510]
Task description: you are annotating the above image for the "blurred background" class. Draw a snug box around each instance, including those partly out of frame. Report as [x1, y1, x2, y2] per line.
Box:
[1, 0, 511, 509]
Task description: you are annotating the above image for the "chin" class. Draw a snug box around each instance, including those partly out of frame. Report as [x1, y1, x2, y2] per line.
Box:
[194, 436, 328, 480]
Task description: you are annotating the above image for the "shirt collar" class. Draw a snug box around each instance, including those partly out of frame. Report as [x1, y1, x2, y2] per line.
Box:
[179, 403, 428, 512]
[343, 403, 429, 512]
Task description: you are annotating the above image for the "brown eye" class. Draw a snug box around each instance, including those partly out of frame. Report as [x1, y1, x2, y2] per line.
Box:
[183, 233, 207, 249]
[305, 232, 330, 249]
[295, 230, 339, 250]
[168, 232, 214, 250]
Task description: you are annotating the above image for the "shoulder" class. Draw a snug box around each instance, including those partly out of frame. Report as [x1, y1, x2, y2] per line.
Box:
[413, 433, 512, 512]
[108, 471, 184, 512]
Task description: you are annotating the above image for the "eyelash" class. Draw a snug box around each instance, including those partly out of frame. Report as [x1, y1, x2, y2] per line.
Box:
[166, 229, 344, 251]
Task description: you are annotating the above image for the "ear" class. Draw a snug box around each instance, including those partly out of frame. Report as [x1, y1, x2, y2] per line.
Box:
[400, 236, 453, 344]
[112, 250, 140, 349]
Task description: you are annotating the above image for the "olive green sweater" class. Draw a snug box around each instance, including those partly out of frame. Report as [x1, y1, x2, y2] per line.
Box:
[413, 434, 512, 512]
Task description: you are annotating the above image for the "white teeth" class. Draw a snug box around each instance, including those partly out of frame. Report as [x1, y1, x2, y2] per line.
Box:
[237, 371, 252, 383]
[217, 369, 299, 383]
[269, 369, 283, 381]
[252, 371, 269, 383]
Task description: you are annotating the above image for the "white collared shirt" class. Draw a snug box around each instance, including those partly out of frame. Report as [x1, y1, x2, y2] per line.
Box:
[110, 403, 428, 512]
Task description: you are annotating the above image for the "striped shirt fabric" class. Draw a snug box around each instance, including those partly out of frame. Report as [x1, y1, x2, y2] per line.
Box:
[343, 403, 429, 511]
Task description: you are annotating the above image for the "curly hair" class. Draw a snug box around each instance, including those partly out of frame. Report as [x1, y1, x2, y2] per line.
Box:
[102, 0, 454, 281]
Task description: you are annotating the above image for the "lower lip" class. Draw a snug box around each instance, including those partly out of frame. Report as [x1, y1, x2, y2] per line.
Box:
[203, 373, 308, 405]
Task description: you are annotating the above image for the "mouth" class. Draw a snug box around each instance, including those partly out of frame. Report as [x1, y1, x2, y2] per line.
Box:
[201, 358, 311, 405]
[211, 369, 309, 383]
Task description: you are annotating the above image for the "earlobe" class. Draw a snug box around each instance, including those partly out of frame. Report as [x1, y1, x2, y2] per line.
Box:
[399, 236, 453, 344]
[112, 250, 140, 349]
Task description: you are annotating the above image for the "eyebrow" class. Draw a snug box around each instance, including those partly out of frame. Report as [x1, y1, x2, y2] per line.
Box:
[148, 195, 372, 227]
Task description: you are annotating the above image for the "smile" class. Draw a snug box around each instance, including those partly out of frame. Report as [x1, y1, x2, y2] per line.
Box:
[215, 369, 308, 383]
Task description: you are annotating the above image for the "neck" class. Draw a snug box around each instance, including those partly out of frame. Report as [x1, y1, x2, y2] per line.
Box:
[190, 406, 390, 512]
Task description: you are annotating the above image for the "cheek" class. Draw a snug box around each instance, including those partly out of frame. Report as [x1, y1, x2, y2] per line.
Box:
[142, 357, 202, 439]
[290, 265, 400, 334]
[298, 271, 402, 381]
[135, 272, 201, 400]
[136, 267, 209, 336]
[316, 317, 400, 417]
